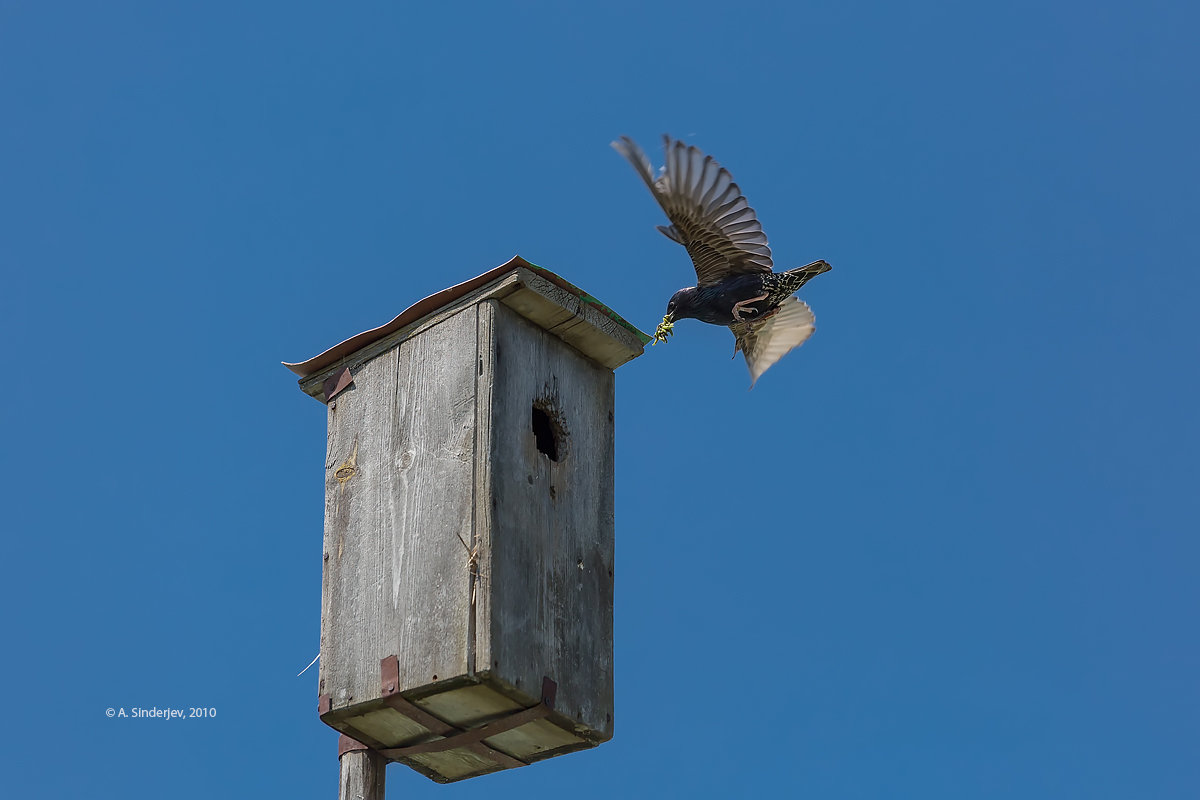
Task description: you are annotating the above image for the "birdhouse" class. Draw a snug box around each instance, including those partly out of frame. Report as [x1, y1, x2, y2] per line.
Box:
[285, 256, 647, 783]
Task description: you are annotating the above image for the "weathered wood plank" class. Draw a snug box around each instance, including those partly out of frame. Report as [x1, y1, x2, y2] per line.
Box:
[482, 300, 615, 739]
[472, 302, 496, 678]
[320, 307, 479, 711]
[383, 306, 478, 691]
[320, 345, 392, 711]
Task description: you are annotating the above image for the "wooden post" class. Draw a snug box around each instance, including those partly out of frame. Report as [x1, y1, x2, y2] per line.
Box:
[338, 736, 385, 800]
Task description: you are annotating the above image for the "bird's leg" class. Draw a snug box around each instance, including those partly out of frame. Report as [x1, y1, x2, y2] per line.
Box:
[732, 293, 768, 323]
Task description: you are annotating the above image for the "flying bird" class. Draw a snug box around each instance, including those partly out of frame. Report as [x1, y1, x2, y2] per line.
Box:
[612, 135, 831, 386]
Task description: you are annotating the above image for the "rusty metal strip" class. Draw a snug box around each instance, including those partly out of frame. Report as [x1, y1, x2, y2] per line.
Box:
[377, 694, 532, 768]
[380, 693, 458, 736]
[378, 703, 552, 758]
[373, 659, 557, 770]
[323, 366, 353, 402]
[318, 694, 332, 716]
[380, 655, 401, 696]
[466, 742, 527, 770]
[378, 737, 527, 770]
[338, 735, 370, 758]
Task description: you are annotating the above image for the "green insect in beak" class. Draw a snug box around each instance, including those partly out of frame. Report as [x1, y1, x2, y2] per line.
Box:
[650, 313, 674, 345]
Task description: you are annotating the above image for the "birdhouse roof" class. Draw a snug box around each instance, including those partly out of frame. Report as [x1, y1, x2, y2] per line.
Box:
[284, 255, 649, 387]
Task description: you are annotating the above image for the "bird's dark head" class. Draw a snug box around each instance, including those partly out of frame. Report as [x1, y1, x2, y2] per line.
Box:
[665, 287, 699, 322]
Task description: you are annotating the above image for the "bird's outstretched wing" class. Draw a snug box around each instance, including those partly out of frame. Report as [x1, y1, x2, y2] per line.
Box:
[731, 297, 817, 387]
[612, 135, 773, 287]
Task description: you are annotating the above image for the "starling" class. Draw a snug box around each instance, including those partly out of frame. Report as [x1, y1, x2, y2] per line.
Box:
[613, 135, 831, 386]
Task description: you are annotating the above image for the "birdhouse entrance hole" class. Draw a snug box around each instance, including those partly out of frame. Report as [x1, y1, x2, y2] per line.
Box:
[531, 403, 560, 462]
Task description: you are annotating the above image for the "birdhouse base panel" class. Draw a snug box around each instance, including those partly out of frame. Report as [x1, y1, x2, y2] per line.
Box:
[319, 666, 601, 783]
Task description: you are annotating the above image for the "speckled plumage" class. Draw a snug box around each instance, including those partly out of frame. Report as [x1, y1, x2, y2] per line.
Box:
[613, 135, 831, 386]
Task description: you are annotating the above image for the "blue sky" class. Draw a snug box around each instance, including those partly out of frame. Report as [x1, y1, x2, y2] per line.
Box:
[3, 1, 1198, 797]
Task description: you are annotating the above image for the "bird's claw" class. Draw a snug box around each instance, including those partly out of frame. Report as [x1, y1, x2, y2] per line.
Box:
[732, 293, 769, 323]
[650, 315, 674, 345]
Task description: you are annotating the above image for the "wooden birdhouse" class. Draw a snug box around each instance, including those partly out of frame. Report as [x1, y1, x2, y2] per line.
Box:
[285, 256, 647, 784]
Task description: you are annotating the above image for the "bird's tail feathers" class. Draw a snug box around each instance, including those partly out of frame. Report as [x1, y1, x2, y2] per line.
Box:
[786, 259, 832, 277]
[781, 260, 832, 293]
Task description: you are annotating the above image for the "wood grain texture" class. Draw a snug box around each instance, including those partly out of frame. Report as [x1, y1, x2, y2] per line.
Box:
[471, 303, 496, 677]
[480, 300, 615, 739]
[338, 749, 386, 800]
[320, 307, 479, 711]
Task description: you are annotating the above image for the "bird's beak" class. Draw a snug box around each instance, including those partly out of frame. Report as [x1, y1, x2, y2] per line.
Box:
[663, 311, 676, 323]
